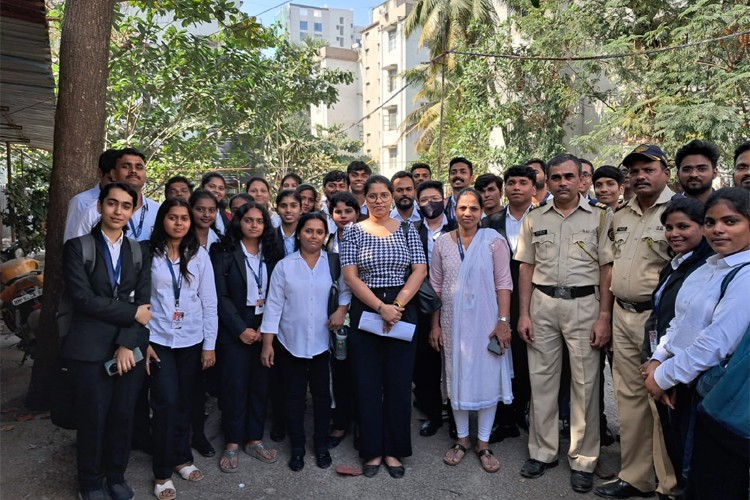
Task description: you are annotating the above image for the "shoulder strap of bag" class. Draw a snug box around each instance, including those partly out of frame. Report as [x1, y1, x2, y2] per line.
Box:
[718, 262, 750, 303]
[327, 252, 340, 285]
[80, 233, 96, 274]
[125, 237, 142, 273]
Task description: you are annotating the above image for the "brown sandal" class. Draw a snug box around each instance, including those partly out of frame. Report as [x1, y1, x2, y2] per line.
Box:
[443, 443, 468, 466]
[476, 448, 500, 473]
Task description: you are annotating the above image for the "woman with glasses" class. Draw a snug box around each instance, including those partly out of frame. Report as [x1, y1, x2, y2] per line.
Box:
[340, 175, 427, 479]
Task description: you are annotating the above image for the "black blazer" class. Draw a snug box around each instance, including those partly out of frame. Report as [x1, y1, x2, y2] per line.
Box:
[413, 218, 457, 276]
[325, 232, 338, 254]
[481, 210, 521, 328]
[212, 247, 279, 345]
[61, 230, 151, 362]
[642, 238, 715, 359]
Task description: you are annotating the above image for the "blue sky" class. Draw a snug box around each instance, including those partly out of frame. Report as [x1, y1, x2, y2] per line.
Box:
[240, 1, 375, 28]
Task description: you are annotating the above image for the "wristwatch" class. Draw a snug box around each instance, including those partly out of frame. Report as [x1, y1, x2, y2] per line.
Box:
[497, 316, 509, 323]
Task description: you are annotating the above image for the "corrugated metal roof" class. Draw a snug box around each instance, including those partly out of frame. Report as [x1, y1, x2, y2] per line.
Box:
[0, 0, 55, 150]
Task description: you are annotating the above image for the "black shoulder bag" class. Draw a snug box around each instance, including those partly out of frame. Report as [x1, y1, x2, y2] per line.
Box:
[401, 222, 442, 315]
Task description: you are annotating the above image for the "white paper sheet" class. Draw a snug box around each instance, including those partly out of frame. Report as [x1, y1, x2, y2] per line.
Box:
[358, 311, 416, 342]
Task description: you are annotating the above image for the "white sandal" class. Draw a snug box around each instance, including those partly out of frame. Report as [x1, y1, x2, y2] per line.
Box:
[153, 479, 177, 500]
[175, 463, 204, 482]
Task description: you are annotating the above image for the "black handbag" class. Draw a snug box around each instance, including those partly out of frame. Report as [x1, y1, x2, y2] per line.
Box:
[400, 222, 442, 315]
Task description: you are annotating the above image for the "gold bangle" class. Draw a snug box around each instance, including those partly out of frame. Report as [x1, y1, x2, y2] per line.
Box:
[393, 299, 405, 309]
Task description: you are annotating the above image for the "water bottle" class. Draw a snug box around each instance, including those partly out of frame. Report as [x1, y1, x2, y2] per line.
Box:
[333, 327, 348, 361]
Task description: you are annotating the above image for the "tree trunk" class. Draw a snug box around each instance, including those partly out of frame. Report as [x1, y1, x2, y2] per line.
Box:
[26, 0, 116, 410]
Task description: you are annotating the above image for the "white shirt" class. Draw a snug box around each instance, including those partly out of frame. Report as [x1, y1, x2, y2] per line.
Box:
[652, 249, 750, 390]
[74, 196, 160, 242]
[653, 250, 694, 305]
[215, 213, 226, 235]
[390, 201, 422, 223]
[280, 228, 296, 256]
[102, 230, 124, 279]
[242, 245, 268, 307]
[64, 185, 100, 242]
[271, 212, 282, 228]
[505, 205, 532, 255]
[260, 251, 351, 359]
[201, 229, 221, 252]
[424, 214, 449, 266]
[148, 248, 218, 350]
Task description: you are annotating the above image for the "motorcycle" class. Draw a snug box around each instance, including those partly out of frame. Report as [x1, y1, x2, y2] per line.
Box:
[0, 248, 43, 363]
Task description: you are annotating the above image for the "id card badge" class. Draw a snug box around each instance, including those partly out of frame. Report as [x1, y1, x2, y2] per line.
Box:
[172, 310, 185, 329]
[648, 330, 658, 354]
[255, 298, 265, 315]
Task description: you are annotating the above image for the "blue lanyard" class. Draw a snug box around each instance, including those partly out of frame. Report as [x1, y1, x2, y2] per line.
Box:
[245, 255, 264, 297]
[456, 232, 466, 262]
[166, 259, 183, 308]
[97, 232, 123, 297]
[129, 202, 148, 239]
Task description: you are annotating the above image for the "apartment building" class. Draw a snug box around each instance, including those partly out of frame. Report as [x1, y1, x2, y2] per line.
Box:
[310, 47, 362, 144]
[275, 3, 361, 48]
[359, 0, 428, 178]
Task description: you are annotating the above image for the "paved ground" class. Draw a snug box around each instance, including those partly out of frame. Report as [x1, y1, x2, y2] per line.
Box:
[0, 333, 623, 499]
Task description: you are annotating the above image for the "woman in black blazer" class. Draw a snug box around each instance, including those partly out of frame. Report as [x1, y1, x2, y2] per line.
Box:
[211, 201, 284, 473]
[642, 197, 714, 492]
[61, 182, 152, 500]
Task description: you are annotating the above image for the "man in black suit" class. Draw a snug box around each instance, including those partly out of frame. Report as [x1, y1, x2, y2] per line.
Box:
[481, 165, 537, 442]
[412, 180, 456, 437]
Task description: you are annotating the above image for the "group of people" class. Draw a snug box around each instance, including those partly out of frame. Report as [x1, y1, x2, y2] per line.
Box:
[59, 140, 750, 500]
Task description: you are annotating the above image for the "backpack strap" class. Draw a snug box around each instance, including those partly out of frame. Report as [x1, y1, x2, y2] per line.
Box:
[80, 233, 96, 275]
[719, 262, 750, 302]
[126, 237, 142, 273]
[327, 252, 341, 284]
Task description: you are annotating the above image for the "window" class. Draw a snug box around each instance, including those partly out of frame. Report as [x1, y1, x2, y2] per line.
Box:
[339, 25, 344, 35]
[340, 16, 344, 24]
[387, 69, 397, 92]
[389, 147, 398, 166]
[384, 109, 397, 131]
[314, 22, 322, 32]
[387, 30, 396, 51]
[313, 10, 322, 17]
[300, 20, 308, 31]
[337, 37, 344, 47]
[299, 8, 307, 16]
[314, 34, 322, 39]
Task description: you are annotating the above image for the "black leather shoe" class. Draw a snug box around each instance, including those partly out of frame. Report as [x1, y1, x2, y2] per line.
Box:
[362, 462, 380, 478]
[288, 454, 305, 471]
[489, 424, 520, 443]
[571, 470, 594, 493]
[78, 488, 112, 500]
[520, 458, 559, 479]
[595, 479, 655, 498]
[192, 438, 216, 458]
[270, 428, 285, 442]
[419, 419, 443, 437]
[385, 463, 405, 479]
[316, 450, 332, 469]
[107, 482, 134, 500]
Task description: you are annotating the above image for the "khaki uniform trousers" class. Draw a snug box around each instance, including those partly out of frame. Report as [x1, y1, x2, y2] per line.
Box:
[527, 289, 600, 472]
[612, 301, 677, 494]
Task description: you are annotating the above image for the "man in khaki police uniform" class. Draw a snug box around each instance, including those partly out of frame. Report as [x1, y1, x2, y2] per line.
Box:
[516, 154, 614, 494]
[595, 145, 677, 499]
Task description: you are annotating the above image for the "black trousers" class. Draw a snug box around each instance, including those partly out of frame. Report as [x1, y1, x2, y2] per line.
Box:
[687, 411, 749, 500]
[69, 357, 145, 491]
[219, 341, 270, 444]
[269, 354, 287, 434]
[149, 342, 201, 480]
[349, 287, 418, 460]
[657, 384, 698, 491]
[495, 328, 531, 428]
[412, 311, 443, 422]
[277, 342, 331, 454]
[330, 354, 355, 432]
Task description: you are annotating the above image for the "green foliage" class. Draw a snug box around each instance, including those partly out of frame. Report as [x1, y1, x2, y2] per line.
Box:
[410, 0, 750, 177]
[1, 147, 51, 253]
[107, 1, 356, 198]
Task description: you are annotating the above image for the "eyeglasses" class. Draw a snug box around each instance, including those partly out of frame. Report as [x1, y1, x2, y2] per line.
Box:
[580, 172, 592, 179]
[365, 193, 392, 202]
[735, 164, 749, 172]
[194, 207, 217, 214]
[680, 165, 712, 174]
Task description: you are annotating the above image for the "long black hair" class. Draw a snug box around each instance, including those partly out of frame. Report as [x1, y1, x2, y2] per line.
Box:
[149, 199, 200, 283]
[224, 200, 284, 263]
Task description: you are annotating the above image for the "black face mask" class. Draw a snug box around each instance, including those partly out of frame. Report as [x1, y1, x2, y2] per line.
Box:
[419, 200, 445, 219]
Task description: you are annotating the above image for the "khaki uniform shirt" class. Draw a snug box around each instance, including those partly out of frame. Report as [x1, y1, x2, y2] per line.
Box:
[515, 195, 614, 287]
[610, 187, 675, 302]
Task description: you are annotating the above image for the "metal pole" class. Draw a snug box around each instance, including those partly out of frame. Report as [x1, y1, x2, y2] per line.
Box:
[5, 142, 13, 244]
